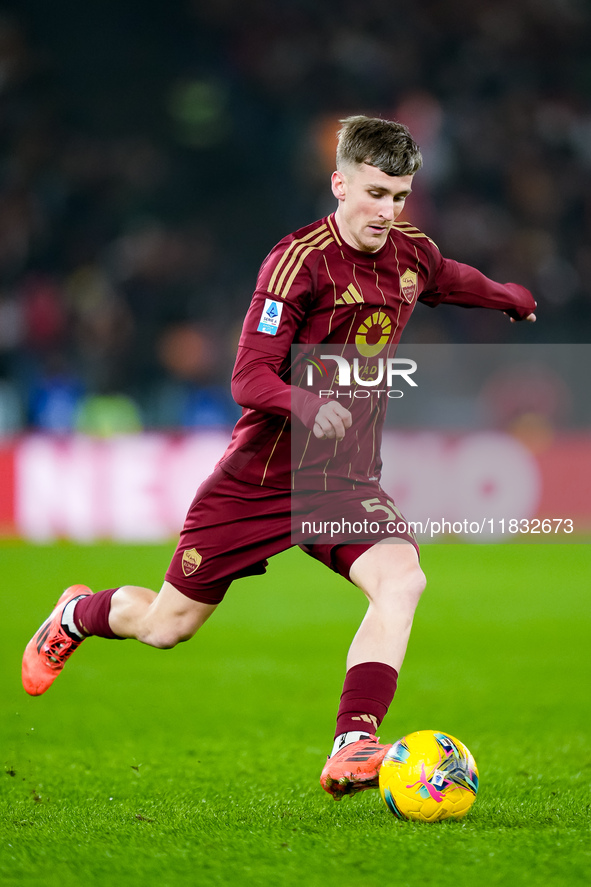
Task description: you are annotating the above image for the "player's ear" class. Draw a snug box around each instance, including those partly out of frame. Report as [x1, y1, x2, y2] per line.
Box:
[331, 170, 347, 201]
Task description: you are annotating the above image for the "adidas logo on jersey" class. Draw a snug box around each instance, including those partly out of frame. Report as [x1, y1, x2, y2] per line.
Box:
[336, 283, 364, 305]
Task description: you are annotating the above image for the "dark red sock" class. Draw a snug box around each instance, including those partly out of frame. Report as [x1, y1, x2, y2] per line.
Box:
[74, 589, 124, 640]
[334, 661, 398, 739]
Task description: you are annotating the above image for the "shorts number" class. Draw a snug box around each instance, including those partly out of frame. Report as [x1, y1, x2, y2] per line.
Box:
[361, 496, 415, 542]
[361, 497, 404, 522]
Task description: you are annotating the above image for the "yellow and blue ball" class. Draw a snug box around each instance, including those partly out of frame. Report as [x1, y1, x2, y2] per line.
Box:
[379, 730, 479, 823]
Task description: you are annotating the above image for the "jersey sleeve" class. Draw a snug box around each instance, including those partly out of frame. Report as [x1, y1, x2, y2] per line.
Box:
[230, 242, 324, 430]
[419, 254, 536, 320]
[231, 342, 323, 430]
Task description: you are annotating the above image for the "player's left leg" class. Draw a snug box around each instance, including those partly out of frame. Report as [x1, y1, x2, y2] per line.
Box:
[106, 580, 217, 647]
[22, 581, 218, 696]
[320, 538, 426, 798]
[23, 468, 294, 697]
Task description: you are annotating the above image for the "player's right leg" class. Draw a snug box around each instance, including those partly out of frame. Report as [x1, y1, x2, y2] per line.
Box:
[22, 581, 217, 696]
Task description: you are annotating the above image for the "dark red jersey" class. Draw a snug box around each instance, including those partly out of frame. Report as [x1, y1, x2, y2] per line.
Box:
[218, 213, 535, 489]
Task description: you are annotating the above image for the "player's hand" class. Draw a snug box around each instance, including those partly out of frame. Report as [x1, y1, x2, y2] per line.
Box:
[508, 311, 536, 323]
[505, 299, 537, 323]
[313, 401, 352, 441]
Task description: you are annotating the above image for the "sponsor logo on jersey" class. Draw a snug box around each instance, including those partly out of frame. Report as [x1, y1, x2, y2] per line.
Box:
[182, 548, 202, 577]
[257, 298, 283, 335]
[355, 311, 392, 357]
[400, 268, 418, 303]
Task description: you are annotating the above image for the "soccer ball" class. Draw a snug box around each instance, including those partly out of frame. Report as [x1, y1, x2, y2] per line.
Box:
[379, 730, 479, 822]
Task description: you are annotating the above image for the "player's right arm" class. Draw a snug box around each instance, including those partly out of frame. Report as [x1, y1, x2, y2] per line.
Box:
[312, 400, 352, 441]
[231, 308, 352, 440]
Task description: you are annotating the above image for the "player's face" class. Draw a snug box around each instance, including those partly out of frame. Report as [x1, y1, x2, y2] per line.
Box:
[331, 164, 414, 253]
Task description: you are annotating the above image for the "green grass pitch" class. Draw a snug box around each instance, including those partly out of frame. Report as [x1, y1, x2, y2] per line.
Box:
[1, 540, 590, 886]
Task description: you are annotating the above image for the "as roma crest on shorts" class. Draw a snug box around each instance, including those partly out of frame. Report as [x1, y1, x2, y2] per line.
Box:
[400, 268, 418, 303]
[182, 548, 202, 577]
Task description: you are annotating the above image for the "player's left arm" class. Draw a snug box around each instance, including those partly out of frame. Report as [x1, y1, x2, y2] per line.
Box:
[419, 256, 537, 322]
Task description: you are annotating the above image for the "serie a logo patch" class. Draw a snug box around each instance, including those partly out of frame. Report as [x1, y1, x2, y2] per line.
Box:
[182, 548, 202, 577]
[257, 298, 283, 335]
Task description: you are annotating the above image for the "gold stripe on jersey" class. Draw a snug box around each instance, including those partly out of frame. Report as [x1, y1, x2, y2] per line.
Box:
[388, 239, 421, 343]
[392, 221, 438, 249]
[326, 213, 342, 245]
[294, 337, 345, 476]
[351, 264, 365, 303]
[388, 238, 406, 344]
[267, 223, 328, 294]
[260, 417, 289, 485]
[269, 230, 330, 295]
[279, 234, 334, 298]
[269, 225, 334, 299]
[372, 263, 387, 306]
[323, 254, 338, 335]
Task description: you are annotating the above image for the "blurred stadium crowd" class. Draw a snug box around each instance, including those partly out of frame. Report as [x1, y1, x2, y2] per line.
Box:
[0, 0, 589, 434]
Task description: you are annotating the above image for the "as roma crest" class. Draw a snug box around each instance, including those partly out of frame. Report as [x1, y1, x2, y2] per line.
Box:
[182, 548, 202, 577]
[400, 268, 418, 303]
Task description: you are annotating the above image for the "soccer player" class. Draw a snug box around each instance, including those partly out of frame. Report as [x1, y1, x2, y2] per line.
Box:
[22, 116, 536, 799]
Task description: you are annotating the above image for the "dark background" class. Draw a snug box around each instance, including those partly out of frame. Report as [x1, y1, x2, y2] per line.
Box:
[0, 0, 589, 433]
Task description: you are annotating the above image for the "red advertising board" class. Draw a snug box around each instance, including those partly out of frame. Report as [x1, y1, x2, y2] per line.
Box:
[0, 443, 15, 534]
[0, 432, 589, 541]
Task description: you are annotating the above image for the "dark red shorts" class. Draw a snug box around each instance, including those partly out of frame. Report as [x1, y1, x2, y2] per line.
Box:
[165, 467, 418, 604]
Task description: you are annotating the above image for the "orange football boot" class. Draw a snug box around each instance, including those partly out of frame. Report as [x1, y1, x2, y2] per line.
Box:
[22, 585, 92, 696]
[320, 734, 392, 799]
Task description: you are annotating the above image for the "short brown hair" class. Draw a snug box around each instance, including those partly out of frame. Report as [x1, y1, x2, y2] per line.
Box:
[336, 115, 423, 177]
